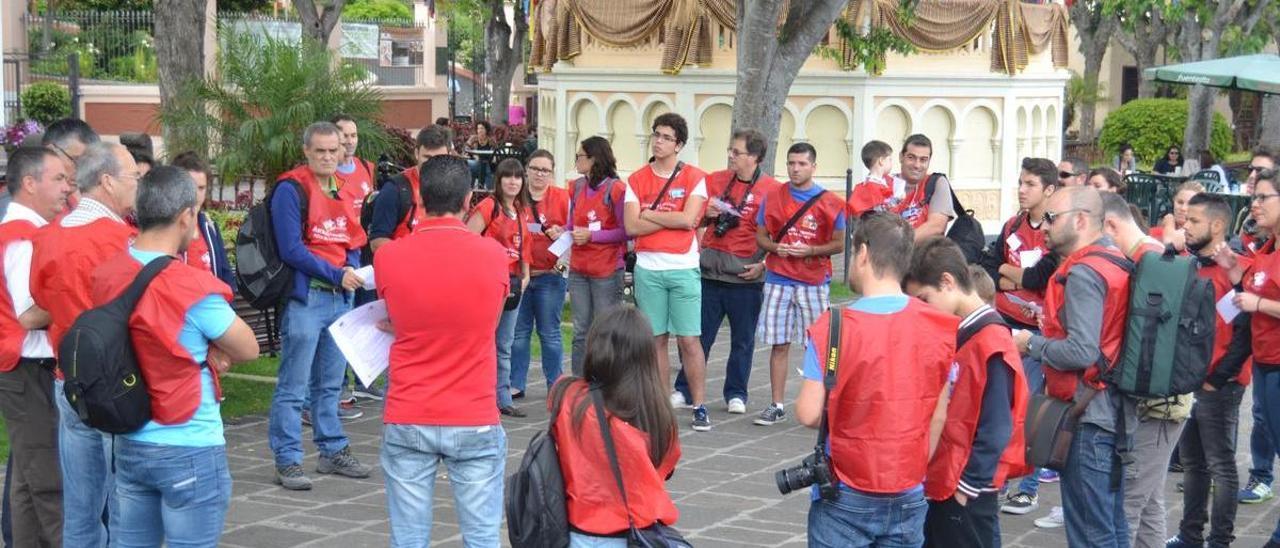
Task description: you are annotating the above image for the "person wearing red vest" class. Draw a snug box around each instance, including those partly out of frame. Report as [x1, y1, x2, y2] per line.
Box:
[1011, 186, 1136, 548]
[368, 125, 453, 252]
[906, 237, 1029, 548]
[266, 122, 372, 491]
[1209, 172, 1280, 547]
[510, 150, 570, 399]
[565, 136, 628, 375]
[844, 140, 896, 217]
[30, 141, 137, 547]
[752, 142, 845, 427]
[0, 147, 72, 547]
[331, 114, 376, 215]
[673, 129, 780, 415]
[890, 134, 956, 241]
[977, 158, 1060, 514]
[1161, 194, 1254, 548]
[90, 166, 259, 546]
[623, 113, 711, 431]
[794, 212, 957, 547]
[549, 306, 681, 545]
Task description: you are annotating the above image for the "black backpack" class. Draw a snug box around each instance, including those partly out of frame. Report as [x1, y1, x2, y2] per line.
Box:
[505, 382, 572, 548]
[359, 173, 416, 237]
[236, 180, 306, 310]
[924, 173, 986, 264]
[60, 257, 173, 434]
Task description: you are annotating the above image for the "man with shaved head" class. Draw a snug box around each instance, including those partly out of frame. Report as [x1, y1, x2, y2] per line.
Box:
[1013, 186, 1137, 547]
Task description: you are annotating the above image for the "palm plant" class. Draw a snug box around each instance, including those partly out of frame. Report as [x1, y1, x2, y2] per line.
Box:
[159, 29, 406, 186]
[1065, 70, 1107, 137]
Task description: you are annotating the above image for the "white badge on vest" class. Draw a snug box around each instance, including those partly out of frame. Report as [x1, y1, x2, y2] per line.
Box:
[588, 221, 602, 232]
[1007, 233, 1023, 251]
[1019, 248, 1043, 268]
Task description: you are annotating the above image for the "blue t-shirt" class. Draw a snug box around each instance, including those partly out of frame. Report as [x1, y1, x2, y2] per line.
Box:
[337, 158, 357, 176]
[124, 248, 237, 447]
[757, 185, 846, 286]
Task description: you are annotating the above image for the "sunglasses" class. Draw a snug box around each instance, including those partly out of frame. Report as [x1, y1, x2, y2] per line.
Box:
[1044, 208, 1090, 225]
[1058, 171, 1077, 179]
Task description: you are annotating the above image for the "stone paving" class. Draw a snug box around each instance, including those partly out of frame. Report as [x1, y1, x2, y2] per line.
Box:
[218, 322, 1280, 547]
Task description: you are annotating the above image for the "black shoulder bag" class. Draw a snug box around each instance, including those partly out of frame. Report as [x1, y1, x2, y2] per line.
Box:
[590, 387, 692, 548]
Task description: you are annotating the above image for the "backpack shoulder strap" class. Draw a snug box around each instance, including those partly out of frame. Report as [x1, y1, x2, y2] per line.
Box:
[115, 257, 174, 312]
[923, 173, 943, 203]
[1082, 249, 1135, 275]
[396, 179, 415, 232]
[590, 386, 639, 531]
[958, 308, 1008, 348]
[773, 189, 828, 242]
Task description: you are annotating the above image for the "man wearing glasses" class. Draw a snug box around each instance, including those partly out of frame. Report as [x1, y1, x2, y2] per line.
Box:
[1058, 158, 1089, 187]
[1012, 186, 1137, 547]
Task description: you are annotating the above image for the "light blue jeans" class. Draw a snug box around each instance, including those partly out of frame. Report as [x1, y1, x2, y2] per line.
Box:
[381, 423, 507, 547]
[496, 301, 521, 408]
[54, 377, 115, 548]
[510, 273, 567, 393]
[112, 440, 231, 548]
[269, 288, 352, 466]
[570, 531, 628, 547]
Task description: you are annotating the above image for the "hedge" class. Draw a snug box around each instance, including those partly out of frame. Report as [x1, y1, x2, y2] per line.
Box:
[1098, 98, 1232, 165]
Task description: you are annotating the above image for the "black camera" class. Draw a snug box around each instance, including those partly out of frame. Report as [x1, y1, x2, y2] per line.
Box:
[376, 154, 404, 190]
[712, 214, 740, 237]
[776, 448, 837, 500]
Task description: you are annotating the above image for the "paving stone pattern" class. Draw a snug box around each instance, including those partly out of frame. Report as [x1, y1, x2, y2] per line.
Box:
[218, 321, 1280, 547]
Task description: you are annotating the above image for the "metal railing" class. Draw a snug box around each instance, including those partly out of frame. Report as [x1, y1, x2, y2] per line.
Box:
[23, 11, 156, 84]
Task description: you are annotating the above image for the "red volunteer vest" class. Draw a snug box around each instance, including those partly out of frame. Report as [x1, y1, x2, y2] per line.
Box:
[279, 166, 367, 268]
[761, 186, 845, 285]
[925, 315, 1031, 500]
[993, 213, 1049, 327]
[892, 176, 932, 229]
[628, 164, 707, 254]
[390, 167, 429, 240]
[700, 169, 780, 258]
[807, 300, 959, 493]
[471, 197, 531, 276]
[527, 186, 570, 271]
[91, 254, 233, 425]
[31, 218, 136, 370]
[336, 158, 375, 214]
[1242, 231, 1267, 258]
[552, 381, 681, 535]
[569, 178, 626, 278]
[1245, 240, 1280, 364]
[184, 225, 213, 274]
[1199, 260, 1253, 384]
[0, 221, 39, 372]
[1041, 244, 1131, 400]
[846, 177, 894, 217]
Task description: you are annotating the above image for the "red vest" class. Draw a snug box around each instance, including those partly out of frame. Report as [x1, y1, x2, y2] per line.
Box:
[700, 169, 780, 258]
[1041, 244, 1131, 400]
[91, 253, 232, 424]
[569, 178, 626, 278]
[892, 176, 932, 229]
[1245, 240, 1280, 364]
[925, 314, 1031, 500]
[184, 224, 213, 274]
[335, 158, 376, 214]
[1199, 260, 1253, 384]
[993, 213, 1050, 327]
[390, 166, 429, 240]
[807, 300, 959, 493]
[471, 197, 531, 276]
[527, 186, 570, 271]
[761, 186, 845, 285]
[279, 166, 367, 268]
[31, 218, 136, 370]
[846, 177, 894, 217]
[0, 221, 38, 372]
[628, 164, 707, 255]
[1242, 231, 1267, 258]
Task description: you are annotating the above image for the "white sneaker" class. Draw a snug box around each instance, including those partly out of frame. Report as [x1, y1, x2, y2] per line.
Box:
[1034, 506, 1064, 529]
[727, 398, 747, 414]
[670, 392, 691, 409]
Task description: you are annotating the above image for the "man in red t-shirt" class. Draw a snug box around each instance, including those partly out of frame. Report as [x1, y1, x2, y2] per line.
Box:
[374, 155, 510, 546]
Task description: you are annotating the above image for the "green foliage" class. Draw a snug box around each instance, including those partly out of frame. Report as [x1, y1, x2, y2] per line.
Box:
[1098, 98, 1233, 164]
[343, 0, 413, 22]
[821, 1, 916, 74]
[439, 0, 487, 72]
[1066, 70, 1108, 108]
[20, 82, 71, 126]
[159, 30, 407, 186]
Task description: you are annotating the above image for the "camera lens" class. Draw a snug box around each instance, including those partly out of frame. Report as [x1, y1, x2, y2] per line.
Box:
[775, 465, 815, 495]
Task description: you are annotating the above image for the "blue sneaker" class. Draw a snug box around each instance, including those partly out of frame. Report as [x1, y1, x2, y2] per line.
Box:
[1037, 469, 1060, 483]
[691, 406, 711, 432]
[1240, 477, 1275, 504]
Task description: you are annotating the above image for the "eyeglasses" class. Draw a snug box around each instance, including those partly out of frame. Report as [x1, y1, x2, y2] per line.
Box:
[651, 132, 678, 144]
[528, 166, 554, 176]
[1250, 165, 1273, 173]
[726, 148, 748, 158]
[1252, 193, 1280, 204]
[1058, 171, 1077, 179]
[575, 153, 589, 160]
[47, 143, 76, 166]
[1044, 208, 1090, 225]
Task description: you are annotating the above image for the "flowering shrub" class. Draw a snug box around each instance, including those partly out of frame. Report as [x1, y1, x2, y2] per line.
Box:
[1, 120, 43, 152]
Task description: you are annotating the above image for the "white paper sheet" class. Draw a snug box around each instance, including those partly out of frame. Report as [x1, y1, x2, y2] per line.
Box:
[328, 299, 393, 388]
[353, 265, 376, 291]
[1217, 290, 1242, 324]
[548, 232, 573, 257]
[1019, 248, 1043, 269]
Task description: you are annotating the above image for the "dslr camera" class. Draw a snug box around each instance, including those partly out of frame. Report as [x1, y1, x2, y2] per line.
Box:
[711, 213, 740, 237]
[776, 447, 837, 500]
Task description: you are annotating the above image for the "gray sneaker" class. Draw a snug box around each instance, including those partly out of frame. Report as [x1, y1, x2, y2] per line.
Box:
[274, 464, 313, 490]
[317, 447, 372, 478]
[753, 404, 786, 426]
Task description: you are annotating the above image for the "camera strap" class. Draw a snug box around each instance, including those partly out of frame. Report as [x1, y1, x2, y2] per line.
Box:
[816, 308, 842, 453]
[591, 386, 643, 534]
[720, 166, 763, 212]
[773, 189, 827, 243]
[647, 162, 686, 211]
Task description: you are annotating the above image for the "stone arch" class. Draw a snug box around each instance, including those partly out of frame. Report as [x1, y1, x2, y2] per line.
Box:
[1031, 104, 1044, 157]
[874, 104, 912, 153]
[698, 103, 735, 169]
[605, 96, 643, 173]
[958, 106, 999, 180]
[919, 104, 957, 177]
[804, 104, 852, 179]
[773, 106, 800, 175]
[570, 95, 603, 143]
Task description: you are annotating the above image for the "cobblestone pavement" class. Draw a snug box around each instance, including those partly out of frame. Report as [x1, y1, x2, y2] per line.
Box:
[219, 323, 1280, 547]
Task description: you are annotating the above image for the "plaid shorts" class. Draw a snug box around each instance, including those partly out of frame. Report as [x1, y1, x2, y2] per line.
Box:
[757, 282, 830, 346]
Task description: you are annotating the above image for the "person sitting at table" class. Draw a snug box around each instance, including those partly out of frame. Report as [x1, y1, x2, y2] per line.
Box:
[466, 121, 498, 190]
[1154, 145, 1184, 176]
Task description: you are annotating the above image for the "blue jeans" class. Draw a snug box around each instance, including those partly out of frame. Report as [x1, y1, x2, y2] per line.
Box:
[112, 440, 230, 548]
[269, 288, 352, 467]
[496, 300, 521, 408]
[1254, 367, 1280, 542]
[510, 274, 566, 393]
[1015, 349, 1046, 497]
[676, 279, 762, 404]
[570, 532, 628, 547]
[55, 377, 115, 548]
[1251, 362, 1275, 486]
[381, 423, 506, 547]
[1061, 423, 1129, 548]
[808, 484, 928, 548]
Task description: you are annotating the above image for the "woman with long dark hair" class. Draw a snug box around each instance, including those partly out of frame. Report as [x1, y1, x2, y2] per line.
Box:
[550, 306, 681, 547]
[564, 136, 628, 375]
[510, 149, 570, 400]
[467, 157, 533, 417]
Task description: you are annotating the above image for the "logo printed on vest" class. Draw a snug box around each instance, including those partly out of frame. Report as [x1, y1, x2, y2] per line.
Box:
[802, 214, 819, 231]
[1254, 271, 1267, 290]
[587, 210, 598, 222]
[312, 216, 350, 243]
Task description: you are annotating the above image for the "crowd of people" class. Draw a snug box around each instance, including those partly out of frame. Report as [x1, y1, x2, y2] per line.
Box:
[0, 110, 1279, 548]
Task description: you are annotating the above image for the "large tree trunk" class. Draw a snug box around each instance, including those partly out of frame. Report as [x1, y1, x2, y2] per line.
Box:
[1261, 95, 1280, 146]
[155, 0, 209, 157]
[485, 0, 527, 126]
[1178, 0, 1272, 160]
[1068, 2, 1115, 142]
[295, 0, 347, 45]
[1078, 50, 1105, 142]
[731, 0, 848, 173]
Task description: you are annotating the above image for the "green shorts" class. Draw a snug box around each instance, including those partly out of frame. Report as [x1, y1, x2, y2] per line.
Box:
[633, 266, 702, 337]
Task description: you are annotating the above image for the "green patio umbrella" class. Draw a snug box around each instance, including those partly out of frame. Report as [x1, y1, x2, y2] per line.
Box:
[1143, 53, 1280, 95]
